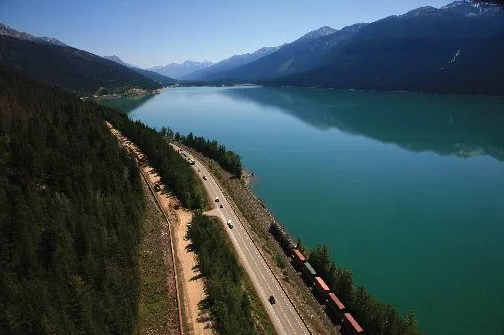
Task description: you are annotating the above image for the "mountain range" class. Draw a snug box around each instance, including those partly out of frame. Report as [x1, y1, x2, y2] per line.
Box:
[175, 0, 504, 94]
[204, 24, 366, 82]
[275, 1, 504, 94]
[182, 46, 282, 81]
[148, 60, 214, 79]
[1, 0, 504, 95]
[103, 55, 176, 86]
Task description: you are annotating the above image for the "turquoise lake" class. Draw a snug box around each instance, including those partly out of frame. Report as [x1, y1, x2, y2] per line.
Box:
[102, 87, 504, 334]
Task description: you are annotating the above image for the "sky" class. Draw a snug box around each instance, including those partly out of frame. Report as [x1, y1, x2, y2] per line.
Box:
[0, 0, 453, 68]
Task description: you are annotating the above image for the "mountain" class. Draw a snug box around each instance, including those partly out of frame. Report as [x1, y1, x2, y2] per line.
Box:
[274, 1, 504, 95]
[0, 23, 67, 46]
[0, 32, 162, 95]
[202, 25, 366, 81]
[148, 60, 214, 79]
[182, 46, 281, 81]
[103, 55, 176, 85]
[103, 55, 137, 68]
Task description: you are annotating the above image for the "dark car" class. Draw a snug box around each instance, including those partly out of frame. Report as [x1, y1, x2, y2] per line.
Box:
[268, 295, 275, 304]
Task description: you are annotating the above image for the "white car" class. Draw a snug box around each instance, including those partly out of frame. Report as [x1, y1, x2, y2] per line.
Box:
[227, 220, 233, 229]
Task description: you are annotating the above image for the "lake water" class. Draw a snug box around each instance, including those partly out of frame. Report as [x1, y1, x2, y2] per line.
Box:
[102, 87, 504, 335]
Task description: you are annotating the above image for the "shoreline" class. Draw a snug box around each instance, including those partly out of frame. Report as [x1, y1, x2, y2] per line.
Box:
[84, 87, 162, 101]
[243, 169, 259, 188]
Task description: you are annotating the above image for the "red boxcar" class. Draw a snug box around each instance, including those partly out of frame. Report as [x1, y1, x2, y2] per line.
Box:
[291, 248, 306, 268]
[328, 292, 346, 320]
[342, 313, 363, 334]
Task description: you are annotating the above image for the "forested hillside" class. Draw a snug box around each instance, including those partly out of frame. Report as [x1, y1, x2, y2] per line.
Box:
[0, 66, 145, 333]
[101, 111, 208, 209]
[0, 35, 161, 95]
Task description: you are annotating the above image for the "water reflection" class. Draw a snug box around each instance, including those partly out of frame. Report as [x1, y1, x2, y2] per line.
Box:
[99, 94, 155, 113]
[222, 87, 504, 161]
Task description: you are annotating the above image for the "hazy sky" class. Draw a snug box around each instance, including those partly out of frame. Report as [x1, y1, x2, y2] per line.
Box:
[0, 0, 452, 68]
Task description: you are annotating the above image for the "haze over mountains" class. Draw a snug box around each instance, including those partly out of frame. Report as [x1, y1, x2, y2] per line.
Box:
[1, 0, 504, 95]
[148, 60, 214, 79]
[182, 46, 282, 81]
[103, 55, 176, 86]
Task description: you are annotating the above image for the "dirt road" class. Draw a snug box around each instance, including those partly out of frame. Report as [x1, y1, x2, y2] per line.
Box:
[107, 122, 212, 335]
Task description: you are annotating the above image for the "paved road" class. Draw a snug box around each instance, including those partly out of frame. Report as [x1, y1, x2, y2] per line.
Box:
[170, 143, 309, 335]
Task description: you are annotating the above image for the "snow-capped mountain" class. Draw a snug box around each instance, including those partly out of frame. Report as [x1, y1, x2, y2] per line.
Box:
[148, 60, 214, 79]
[0, 23, 67, 46]
[401, 0, 503, 18]
[183, 46, 282, 80]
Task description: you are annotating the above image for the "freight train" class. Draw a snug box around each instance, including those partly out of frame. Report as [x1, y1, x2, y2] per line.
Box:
[270, 222, 364, 334]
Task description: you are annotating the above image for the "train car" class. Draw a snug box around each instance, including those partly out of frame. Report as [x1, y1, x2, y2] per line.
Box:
[269, 222, 295, 251]
[291, 248, 306, 269]
[327, 293, 346, 322]
[342, 313, 363, 335]
[302, 262, 317, 284]
[314, 276, 331, 302]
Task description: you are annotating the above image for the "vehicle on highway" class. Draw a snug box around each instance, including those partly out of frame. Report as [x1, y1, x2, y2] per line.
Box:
[269, 295, 276, 304]
[227, 220, 233, 229]
[220, 204, 223, 208]
[215, 197, 220, 202]
[203, 175, 207, 180]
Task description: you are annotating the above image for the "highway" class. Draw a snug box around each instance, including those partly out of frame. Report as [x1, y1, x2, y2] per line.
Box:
[170, 143, 309, 335]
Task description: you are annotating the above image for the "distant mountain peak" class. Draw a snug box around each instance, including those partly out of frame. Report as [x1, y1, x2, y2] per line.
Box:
[0, 23, 67, 46]
[103, 55, 137, 68]
[296, 26, 337, 43]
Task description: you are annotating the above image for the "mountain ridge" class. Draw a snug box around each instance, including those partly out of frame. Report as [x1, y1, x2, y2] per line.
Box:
[203, 24, 366, 82]
[0, 23, 67, 46]
[0, 33, 161, 95]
